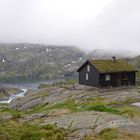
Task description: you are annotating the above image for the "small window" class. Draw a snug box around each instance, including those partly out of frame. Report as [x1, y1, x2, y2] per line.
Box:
[86, 73, 89, 80]
[105, 74, 110, 81]
[87, 65, 90, 72]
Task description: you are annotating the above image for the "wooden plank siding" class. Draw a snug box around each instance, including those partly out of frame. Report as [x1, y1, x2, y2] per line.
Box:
[99, 72, 136, 87]
[99, 73, 116, 87]
[79, 61, 100, 87]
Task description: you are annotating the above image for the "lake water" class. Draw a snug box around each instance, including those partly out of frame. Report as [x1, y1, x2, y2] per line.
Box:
[0, 78, 65, 90]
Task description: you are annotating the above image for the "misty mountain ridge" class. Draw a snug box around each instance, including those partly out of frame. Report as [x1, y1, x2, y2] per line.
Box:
[87, 49, 139, 59]
[0, 43, 138, 57]
[0, 43, 139, 82]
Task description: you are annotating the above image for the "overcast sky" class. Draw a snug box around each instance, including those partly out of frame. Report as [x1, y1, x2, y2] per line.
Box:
[0, 0, 140, 52]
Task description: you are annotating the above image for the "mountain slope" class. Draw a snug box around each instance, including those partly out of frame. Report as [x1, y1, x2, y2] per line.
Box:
[128, 55, 140, 78]
[0, 43, 86, 81]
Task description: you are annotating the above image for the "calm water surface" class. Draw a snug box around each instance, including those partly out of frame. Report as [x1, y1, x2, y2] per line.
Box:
[0, 78, 65, 90]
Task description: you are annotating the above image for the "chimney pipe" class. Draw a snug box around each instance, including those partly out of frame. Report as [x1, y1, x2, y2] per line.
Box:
[112, 56, 116, 62]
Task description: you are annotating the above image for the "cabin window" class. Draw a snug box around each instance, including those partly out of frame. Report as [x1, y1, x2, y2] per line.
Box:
[86, 73, 89, 80]
[105, 74, 110, 81]
[87, 65, 90, 72]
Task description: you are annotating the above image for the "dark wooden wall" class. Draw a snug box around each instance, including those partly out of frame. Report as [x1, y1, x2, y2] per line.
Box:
[79, 61, 100, 87]
[99, 72, 136, 87]
[99, 73, 116, 87]
[127, 72, 135, 85]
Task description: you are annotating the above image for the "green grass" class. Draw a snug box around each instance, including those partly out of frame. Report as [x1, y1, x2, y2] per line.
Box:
[90, 60, 134, 73]
[97, 128, 118, 140]
[47, 100, 78, 112]
[38, 79, 78, 89]
[118, 105, 140, 119]
[0, 122, 65, 140]
[84, 128, 140, 140]
[86, 105, 120, 114]
[0, 108, 23, 119]
[38, 83, 51, 89]
[37, 91, 48, 100]
[43, 99, 120, 115]
[64, 78, 78, 85]
[25, 104, 47, 114]
[20, 100, 77, 115]
[107, 97, 140, 109]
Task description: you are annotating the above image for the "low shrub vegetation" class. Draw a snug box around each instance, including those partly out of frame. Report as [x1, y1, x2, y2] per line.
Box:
[84, 128, 140, 140]
[46, 99, 120, 115]
[48, 100, 78, 112]
[86, 104, 120, 114]
[98, 128, 118, 140]
[0, 122, 66, 140]
[0, 108, 23, 119]
[64, 79, 78, 85]
[38, 83, 51, 89]
[119, 105, 140, 118]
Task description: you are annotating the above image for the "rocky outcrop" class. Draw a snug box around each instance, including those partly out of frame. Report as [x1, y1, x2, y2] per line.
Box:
[8, 85, 140, 111]
[1, 84, 140, 139]
[0, 87, 10, 100]
[41, 111, 140, 133]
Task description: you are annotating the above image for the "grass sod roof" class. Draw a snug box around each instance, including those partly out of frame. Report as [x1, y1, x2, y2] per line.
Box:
[89, 60, 136, 73]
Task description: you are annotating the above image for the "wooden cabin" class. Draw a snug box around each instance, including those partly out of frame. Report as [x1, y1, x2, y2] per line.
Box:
[77, 57, 137, 87]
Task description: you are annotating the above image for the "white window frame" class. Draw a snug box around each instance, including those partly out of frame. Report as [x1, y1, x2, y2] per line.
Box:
[86, 73, 89, 80]
[105, 74, 110, 81]
[87, 65, 90, 72]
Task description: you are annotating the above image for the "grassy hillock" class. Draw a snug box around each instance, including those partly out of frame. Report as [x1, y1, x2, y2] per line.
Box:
[0, 122, 65, 140]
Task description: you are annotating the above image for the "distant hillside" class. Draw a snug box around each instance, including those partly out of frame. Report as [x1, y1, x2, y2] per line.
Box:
[128, 55, 140, 78]
[0, 43, 139, 82]
[0, 43, 86, 81]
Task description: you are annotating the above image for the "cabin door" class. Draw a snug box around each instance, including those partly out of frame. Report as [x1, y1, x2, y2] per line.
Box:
[121, 73, 129, 85]
[116, 73, 122, 86]
[116, 73, 129, 86]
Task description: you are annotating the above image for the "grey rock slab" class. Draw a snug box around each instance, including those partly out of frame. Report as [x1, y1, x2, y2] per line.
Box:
[120, 122, 140, 134]
[41, 110, 140, 135]
[19, 98, 42, 111]
[94, 118, 136, 133]
[42, 90, 75, 105]
[42, 111, 135, 132]
[9, 97, 42, 111]
[20, 113, 47, 122]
